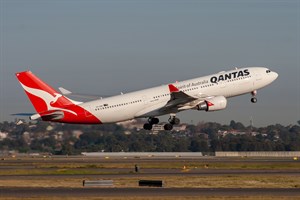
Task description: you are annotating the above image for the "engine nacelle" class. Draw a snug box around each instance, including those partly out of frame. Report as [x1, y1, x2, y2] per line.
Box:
[195, 96, 227, 112]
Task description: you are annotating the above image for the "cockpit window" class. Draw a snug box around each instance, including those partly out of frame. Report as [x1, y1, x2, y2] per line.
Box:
[266, 70, 271, 73]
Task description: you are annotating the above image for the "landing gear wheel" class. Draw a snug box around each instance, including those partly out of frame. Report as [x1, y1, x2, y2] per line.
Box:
[251, 90, 257, 103]
[143, 123, 153, 130]
[251, 97, 257, 103]
[169, 117, 180, 125]
[164, 123, 173, 131]
[149, 117, 159, 124]
[173, 117, 180, 125]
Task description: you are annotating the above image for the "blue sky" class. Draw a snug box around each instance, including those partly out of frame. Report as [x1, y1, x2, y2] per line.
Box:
[0, 0, 299, 126]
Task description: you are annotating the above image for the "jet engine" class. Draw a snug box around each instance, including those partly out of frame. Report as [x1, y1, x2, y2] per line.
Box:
[195, 96, 227, 112]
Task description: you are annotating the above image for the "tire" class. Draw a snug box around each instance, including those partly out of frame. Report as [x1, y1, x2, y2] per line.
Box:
[170, 117, 180, 125]
[143, 123, 153, 130]
[164, 123, 173, 131]
[150, 118, 159, 124]
[251, 97, 257, 103]
[173, 117, 180, 125]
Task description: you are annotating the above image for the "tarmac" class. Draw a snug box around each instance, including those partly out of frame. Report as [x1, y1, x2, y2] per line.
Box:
[1, 187, 300, 198]
[0, 156, 300, 198]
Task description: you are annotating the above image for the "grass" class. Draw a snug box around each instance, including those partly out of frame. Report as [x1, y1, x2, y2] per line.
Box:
[0, 168, 130, 176]
[39, 161, 300, 170]
[1, 156, 300, 176]
[2, 158, 300, 170]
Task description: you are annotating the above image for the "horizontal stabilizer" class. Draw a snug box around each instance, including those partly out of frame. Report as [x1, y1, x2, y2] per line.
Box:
[58, 87, 72, 95]
[59, 87, 108, 100]
[12, 110, 64, 121]
[40, 110, 64, 121]
[12, 113, 35, 116]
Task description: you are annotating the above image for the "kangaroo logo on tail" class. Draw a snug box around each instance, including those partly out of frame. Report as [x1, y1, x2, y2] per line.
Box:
[16, 71, 77, 116]
[19, 82, 77, 115]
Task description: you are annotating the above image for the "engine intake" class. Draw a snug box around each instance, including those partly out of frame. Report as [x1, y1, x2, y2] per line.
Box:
[195, 96, 227, 112]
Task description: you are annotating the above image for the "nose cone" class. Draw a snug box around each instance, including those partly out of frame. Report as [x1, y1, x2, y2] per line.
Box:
[272, 71, 279, 81]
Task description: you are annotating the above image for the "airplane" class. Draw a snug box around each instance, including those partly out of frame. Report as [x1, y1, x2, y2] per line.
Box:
[15, 67, 278, 130]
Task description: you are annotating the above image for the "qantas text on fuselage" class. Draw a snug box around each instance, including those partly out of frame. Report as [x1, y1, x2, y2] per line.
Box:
[210, 69, 250, 83]
[15, 67, 278, 130]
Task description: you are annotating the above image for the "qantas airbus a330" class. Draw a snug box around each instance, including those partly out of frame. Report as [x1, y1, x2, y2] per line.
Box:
[15, 67, 278, 130]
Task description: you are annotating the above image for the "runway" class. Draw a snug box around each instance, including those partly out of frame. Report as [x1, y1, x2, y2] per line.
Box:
[0, 156, 299, 198]
[1, 187, 300, 198]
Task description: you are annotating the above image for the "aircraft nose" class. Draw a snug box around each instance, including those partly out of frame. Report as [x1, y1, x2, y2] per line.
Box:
[273, 71, 278, 80]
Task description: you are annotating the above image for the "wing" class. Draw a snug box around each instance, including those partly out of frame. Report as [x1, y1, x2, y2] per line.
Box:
[159, 84, 211, 113]
[135, 84, 214, 118]
[164, 84, 197, 109]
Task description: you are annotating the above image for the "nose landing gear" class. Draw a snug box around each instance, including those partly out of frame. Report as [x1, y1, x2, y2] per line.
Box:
[251, 97, 257, 103]
[251, 90, 257, 103]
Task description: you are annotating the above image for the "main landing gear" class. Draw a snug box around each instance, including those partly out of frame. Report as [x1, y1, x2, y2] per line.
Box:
[143, 117, 159, 130]
[143, 115, 180, 131]
[251, 90, 257, 103]
[163, 114, 180, 130]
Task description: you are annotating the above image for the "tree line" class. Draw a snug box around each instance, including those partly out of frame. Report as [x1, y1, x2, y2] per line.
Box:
[0, 120, 299, 155]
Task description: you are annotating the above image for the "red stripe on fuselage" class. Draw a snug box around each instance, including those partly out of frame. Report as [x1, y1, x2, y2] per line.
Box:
[50, 104, 102, 124]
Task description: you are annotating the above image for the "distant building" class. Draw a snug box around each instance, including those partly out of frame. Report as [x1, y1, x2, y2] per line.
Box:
[217, 130, 261, 137]
[117, 119, 144, 130]
[22, 131, 31, 145]
[72, 130, 83, 139]
[0, 131, 8, 141]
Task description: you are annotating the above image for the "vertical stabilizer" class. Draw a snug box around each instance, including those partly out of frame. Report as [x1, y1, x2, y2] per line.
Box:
[15, 71, 74, 113]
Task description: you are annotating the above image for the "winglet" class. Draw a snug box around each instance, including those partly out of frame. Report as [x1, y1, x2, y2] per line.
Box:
[168, 84, 179, 93]
[206, 101, 214, 107]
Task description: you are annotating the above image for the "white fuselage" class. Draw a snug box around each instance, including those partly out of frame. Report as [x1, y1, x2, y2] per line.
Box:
[79, 67, 278, 123]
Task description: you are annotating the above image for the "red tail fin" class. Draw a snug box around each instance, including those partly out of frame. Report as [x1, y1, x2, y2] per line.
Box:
[15, 71, 74, 113]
